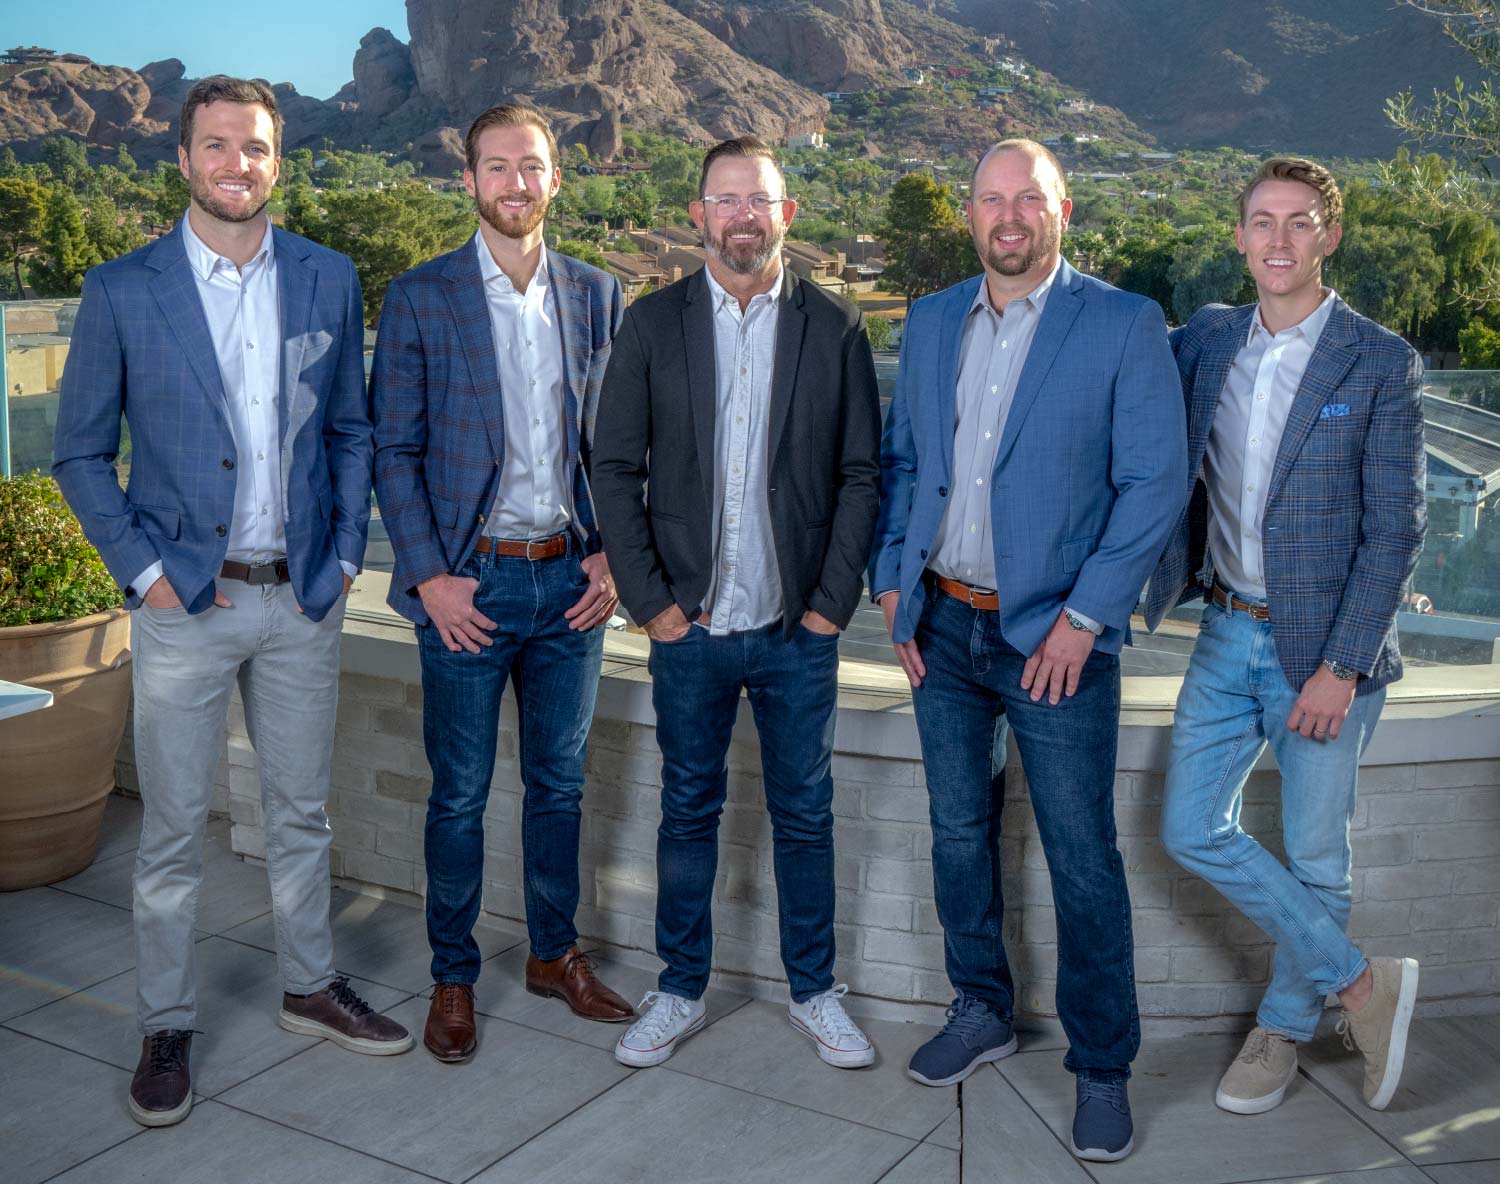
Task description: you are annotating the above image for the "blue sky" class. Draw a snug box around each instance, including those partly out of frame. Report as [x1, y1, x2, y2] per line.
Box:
[8, 2, 411, 100]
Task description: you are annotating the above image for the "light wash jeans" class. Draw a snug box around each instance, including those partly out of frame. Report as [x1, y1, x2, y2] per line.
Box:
[1161, 599, 1386, 1041]
[130, 578, 345, 1032]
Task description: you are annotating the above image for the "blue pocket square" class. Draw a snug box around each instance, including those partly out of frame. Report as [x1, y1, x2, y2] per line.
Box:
[1320, 403, 1351, 419]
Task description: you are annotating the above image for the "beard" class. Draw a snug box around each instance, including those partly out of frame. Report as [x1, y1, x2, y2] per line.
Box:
[980, 216, 1062, 277]
[189, 171, 271, 224]
[704, 218, 782, 275]
[478, 190, 550, 239]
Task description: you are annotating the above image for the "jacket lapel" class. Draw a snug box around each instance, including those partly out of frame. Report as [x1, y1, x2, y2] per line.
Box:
[1265, 299, 1359, 508]
[934, 276, 982, 483]
[144, 226, 231, 431]
[547, 249, 589, 439]
[274, 228, 316, 446]
[1187, 307, 1255, 479]
[681, 270, 718, 509]
[994, 261, 1083, 471]
[767, 271, 806, 460]
[441, 241, 505, 462]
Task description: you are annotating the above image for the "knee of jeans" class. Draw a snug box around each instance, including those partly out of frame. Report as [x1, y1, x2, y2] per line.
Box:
[1284, 848, 1352, 897]
[765, 801, 832, 844]
[1159, 810, 1206, 867]
[658, 799, 724, 839]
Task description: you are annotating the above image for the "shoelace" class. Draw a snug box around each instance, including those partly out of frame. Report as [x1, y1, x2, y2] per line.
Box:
[1335, 1014, 1357, 1053]
[632, 991, 688, 1042]
[146, 1030, 191, 1076]
[325, 974, 372, 1018]
[1077, 1072, 1129, 1113]
[808, 984, 864, 1043]
[1237, 1028, 1275, 1066]
[940, 995, 998, 1049]
[436, 984, 472, 1014]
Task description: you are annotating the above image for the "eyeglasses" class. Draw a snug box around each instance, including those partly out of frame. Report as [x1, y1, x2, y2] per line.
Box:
[700, 193, 787, 216]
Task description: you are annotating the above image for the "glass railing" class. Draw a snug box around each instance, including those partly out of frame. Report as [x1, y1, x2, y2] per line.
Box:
[7, 299, 1496, 677]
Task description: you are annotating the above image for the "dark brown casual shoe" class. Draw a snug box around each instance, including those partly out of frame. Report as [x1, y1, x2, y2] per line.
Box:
[424, 982, 478, 1062]
[129, 1029, 193, 1127]
[525, 946, 635, 1023]
[280, 975, 413, 1055]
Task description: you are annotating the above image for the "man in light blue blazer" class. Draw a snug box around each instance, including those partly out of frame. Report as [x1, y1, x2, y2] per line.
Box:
[1147, 158, 1426, 1117]
[54, 76, 410, 1130]
[869, 139, 1186, 1162]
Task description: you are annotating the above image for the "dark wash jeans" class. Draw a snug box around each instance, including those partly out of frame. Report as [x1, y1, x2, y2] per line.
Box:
[648, 621, 841, 1003]
[912, 589, 1140, 1076]
[417, 542, 604, 984]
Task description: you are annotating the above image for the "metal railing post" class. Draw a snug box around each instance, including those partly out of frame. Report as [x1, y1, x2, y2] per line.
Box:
[0, 303, 11, 478]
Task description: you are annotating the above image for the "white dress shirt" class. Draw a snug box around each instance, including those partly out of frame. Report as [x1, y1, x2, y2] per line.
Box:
[1205, 288, 1338, 601]
[701, 265, 784, 635]
[134, 213, 358, 597]
[475, 232, 572, 539]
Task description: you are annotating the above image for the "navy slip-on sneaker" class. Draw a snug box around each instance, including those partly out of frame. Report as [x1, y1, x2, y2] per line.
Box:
[1070, 1069, 1134, 1161]
[907, 995, 1019, 1087]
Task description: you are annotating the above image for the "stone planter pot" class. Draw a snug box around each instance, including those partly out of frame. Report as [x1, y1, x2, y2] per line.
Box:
[0, 608, 131, 890]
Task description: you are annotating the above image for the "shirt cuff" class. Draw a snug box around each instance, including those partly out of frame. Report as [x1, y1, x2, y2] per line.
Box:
[1064, 605, 1105, 635]
[872, 588, 898, 605]
[339, 560, 358, 581]
[130, 561, 165, 601]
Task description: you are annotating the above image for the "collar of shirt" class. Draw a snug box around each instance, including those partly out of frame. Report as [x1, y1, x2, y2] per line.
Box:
[1248, 286, 1338, 350]
[703, 262, 785, 319]
[180, 209, 274, 280]
[475, 230, 549, 306]
[968, 255, 1062, 322]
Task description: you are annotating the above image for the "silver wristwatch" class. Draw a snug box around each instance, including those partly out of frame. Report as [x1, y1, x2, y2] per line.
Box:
[1063, 608, 1093, 632]
[1323, 659, 1358, 682]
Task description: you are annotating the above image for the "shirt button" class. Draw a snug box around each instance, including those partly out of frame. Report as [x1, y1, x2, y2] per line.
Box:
[260, 506, 268, 516]
[1250, 438, 1259, 446]
[984, 431, 992, 440]
[1246, 484, 1256, 492]
[533, 417, 541, 426]
[476, 514, 485, 524]
[252, 398, 260, 405]
[991, 385, 998, 394]
[733, 466, 742, 476]
[969, 523, 977, 533]
[529, 379, 536, 387]
[976, 477, 984, 486]
[1001, 341, 1009, 349]
[256, 452, 264, 461]
[1257, 393, 1266, 400]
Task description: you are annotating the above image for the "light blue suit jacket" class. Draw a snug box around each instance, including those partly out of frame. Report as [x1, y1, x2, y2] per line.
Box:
[869, 260, 1187, 657]
[53, 223, 372, 622]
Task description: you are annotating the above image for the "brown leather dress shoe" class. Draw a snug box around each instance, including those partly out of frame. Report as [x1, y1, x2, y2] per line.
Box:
[525, 946, 635, 1022]
[424, 982, 477, 1062]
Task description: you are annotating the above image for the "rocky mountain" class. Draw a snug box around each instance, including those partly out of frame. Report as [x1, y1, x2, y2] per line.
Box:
[938, 0, 1474, 158]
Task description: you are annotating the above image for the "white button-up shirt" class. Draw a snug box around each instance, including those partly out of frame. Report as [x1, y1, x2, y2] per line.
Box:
[702, 265, 784, 634]
[476, 232, 571, 539]
[133, 212, 308, 597]
[1205, 288, 1338, 601]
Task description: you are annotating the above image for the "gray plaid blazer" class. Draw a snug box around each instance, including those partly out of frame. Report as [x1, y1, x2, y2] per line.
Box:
[1141, 298, 1426, 695]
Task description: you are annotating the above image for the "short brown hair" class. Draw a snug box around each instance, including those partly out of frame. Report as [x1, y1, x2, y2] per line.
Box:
[972, 138, 1068, 201]
[465, 104, 560, 173]
[180, 76, 283, 154]
[1238, 156, 1343, 226]
[698, 136, 781, 198]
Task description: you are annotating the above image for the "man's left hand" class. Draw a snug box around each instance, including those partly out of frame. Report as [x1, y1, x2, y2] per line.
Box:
[801, 609, 840, 636]
[1021, 609, 1097, 705]
[565, 552, 619, 631]
[1287, 664, 1357, 740]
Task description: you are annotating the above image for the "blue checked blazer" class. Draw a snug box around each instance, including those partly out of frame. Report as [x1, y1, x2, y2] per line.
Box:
[52, 223, 372, 622]
[868, 261, 1187, 658]
[1141, 299, 1427, 695]
[370, 244, 623, 625]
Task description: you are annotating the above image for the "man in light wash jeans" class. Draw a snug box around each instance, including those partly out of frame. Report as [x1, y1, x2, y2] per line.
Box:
[1144, 157, 1426, 1116]
[54, 76, 411, 1130]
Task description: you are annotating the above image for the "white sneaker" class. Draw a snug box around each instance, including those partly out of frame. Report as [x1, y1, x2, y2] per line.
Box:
[788, 984, 876, 1069]
[614, 991, 706, 1067]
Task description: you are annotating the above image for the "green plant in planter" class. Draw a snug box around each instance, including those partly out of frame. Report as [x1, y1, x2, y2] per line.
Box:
[0, 471, 122, 626]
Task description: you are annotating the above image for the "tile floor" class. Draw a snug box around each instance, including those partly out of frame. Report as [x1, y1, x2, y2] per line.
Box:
[3, 795, 1497, 1184]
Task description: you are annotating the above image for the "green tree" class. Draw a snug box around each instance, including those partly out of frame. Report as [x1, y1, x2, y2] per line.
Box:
[283, 183, 320, 237]
[0, 147, 19, 178]
[556, 238, 607, 269]
[84, 193, 145, 262]
[864, 315, 895, 351]
[576, 177, 617, 220]
[0, 177, 49, 297]
[1326, 222, 1444, 337]
[877, 172, 975, 306]
[1459, 320, 1500, 369]
[39, 136, 89, 188]
[113, 145, 138, 178]
[149, 161, 191, 231]
[1167, 227, 1253, 324]
[30, 187, 102, 296]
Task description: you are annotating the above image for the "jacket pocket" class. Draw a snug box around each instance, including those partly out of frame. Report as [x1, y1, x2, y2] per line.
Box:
[133, 503, 181, 540]
[429, 491, 460, 529]
[1060, 534, 1099, 573]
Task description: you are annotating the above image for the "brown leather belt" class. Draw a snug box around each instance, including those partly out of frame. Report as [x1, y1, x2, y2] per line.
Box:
[473, 532, 569, 560]
[1209, 581, 1271, 621]
[219, 558, 290, 585]
[928, 572, 999, 611]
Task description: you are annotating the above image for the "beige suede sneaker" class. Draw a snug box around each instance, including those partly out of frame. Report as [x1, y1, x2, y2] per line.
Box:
[1215, 1026, 1298, 1114]
[1337, 956, 1419, 1110]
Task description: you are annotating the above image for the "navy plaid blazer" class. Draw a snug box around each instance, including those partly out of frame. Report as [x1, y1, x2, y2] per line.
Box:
[52, 223, 372, 622]
[370, 243, 623, 625]
[1142, 299, 1426, 694]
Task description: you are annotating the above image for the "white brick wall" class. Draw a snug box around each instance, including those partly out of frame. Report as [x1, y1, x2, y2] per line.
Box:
[200, 651, 1500, 1025]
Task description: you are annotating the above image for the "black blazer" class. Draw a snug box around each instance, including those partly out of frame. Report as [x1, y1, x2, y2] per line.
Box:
[592, 267, 882, 639]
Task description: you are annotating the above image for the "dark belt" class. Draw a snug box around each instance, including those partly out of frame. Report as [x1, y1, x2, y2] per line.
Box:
[1209, 581, 1271, 621]
[927, 571, 999, 611]
[473, 532, 569, 560]
[220, 558, 290, 585]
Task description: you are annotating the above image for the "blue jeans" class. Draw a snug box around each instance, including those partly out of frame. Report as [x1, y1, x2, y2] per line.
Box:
[1161, 599, 1385, 1041]
[418, 544, 604, 983]
[912, 589, 1139, 1075]
[648, 621, 841, 1003]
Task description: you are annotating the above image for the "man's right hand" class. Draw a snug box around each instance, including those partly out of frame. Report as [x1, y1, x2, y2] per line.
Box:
[142, 576, 232, 610]
[643, 603, 692, 643]
[418, 573, 496, 654]
[880, 592, 926, 688]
